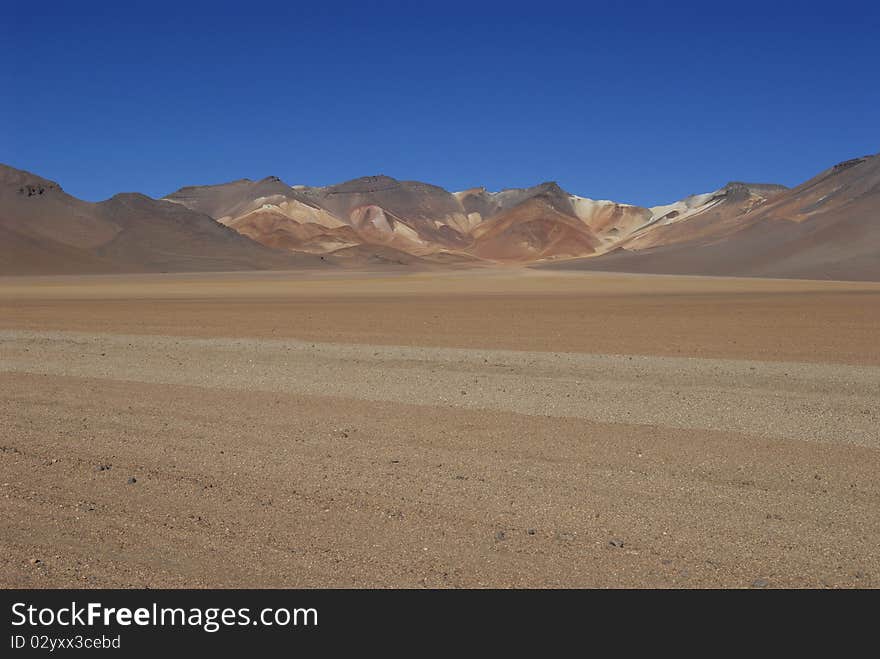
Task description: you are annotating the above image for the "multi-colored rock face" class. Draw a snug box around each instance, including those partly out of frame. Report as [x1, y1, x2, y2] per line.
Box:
[3, 152, 879, 279]
[541, 154, 880, 281]
[162, 175, 659, 265]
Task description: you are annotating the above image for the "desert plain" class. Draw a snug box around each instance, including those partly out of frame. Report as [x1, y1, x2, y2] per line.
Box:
[1, 268, 878, 588]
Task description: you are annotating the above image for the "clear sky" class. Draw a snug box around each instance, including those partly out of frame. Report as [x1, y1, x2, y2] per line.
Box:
[3, 0, 878, 207]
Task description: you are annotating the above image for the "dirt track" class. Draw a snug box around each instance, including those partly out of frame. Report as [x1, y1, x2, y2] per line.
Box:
[1, 270, 879, 587]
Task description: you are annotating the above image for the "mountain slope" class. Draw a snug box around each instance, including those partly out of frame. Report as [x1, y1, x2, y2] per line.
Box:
[0, 165, 325, 275]
[165, 175, 475, 258]
[165, 175, 654, 264]
[540, 154, 880, 280]
[470, 197, 601, 261]
[624, 182, 789, 250]
[5, 153, 879, 279]
[163, 176, 297, 221]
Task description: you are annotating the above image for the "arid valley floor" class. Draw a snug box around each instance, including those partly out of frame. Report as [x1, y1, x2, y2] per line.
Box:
[1, 269, 879, 588]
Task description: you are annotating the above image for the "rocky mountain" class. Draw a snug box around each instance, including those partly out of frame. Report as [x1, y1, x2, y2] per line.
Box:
[0, 165, 324, 275]
[164, 175, 651, 264]
[3, 152, 878, 280]
[542, 154, 880, 281]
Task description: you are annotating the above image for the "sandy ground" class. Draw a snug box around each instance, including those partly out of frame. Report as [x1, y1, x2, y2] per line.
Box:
[1, 269, 879, 588]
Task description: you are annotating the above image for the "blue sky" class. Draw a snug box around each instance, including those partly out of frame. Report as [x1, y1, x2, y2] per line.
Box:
[3, 0, 878, 206]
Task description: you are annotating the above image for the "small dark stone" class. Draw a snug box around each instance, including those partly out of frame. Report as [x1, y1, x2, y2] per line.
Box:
[527, 529, 536, 536]
[751, 578, 770, 588]
[495, 530, 506, 541]
[609, 539, 624, 548]
[127, 477, 137, 484]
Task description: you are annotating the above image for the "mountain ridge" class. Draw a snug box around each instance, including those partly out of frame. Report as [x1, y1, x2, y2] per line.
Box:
[2, 152, 878, 279]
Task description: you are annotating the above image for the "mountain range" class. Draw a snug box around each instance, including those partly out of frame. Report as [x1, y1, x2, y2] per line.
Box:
[2, 153, 878, 280]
